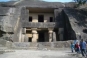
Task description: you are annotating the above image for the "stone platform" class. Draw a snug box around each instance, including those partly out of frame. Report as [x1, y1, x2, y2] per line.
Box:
[6, 41, 72, 50]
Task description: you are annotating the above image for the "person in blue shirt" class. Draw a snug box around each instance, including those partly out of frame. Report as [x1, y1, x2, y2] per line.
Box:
[80, 39, 87, 57]
[71, 42, 74, 53]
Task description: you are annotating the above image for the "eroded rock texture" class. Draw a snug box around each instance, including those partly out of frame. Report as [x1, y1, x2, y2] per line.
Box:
[64, 8, 87, 40]
[0, 1, 22, 42]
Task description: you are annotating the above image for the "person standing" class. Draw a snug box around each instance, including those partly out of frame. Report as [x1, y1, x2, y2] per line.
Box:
[71, 42, 74, 53]
[74, 42, 80, 53]
[73, 39, 80, 52]
[80, 39, 87, 57]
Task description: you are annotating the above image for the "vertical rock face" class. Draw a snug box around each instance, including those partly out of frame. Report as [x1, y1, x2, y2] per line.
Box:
[64, 8, 87, 40]
[0, 7, 21, 32]
[0, 1, 22, 42]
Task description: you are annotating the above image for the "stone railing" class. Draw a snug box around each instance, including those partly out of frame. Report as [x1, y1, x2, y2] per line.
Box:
[22, 22, 58, 28]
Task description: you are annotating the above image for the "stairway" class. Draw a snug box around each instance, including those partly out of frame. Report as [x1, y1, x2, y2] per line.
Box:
[0, 44, 10, 54]
[0, 39, 15, 54]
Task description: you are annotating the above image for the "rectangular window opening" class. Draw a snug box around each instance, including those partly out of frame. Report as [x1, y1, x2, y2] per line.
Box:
[29, 16, 32, 22]
[50, 17, 53, 22]
[28, 37, 32, 42]
[38, 15, 44, 22]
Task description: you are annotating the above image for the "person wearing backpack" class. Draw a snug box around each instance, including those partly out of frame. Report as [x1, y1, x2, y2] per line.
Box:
[80, 39, 87, 57]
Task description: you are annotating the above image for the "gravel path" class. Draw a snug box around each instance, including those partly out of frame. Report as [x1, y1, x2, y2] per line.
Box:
[0, 50, 79, 58]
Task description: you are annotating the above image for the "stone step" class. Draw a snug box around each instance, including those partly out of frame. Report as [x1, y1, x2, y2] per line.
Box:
[0, 49, 15, 54]
[0, 50, 4, 54]
[0, 44, 4, 47]
[0, 47, 8, 50]
[11, 41, 72, 50]
[11, 47, 38, 50]
[4, 50, 15, 53]
[29, 43, 38, 47]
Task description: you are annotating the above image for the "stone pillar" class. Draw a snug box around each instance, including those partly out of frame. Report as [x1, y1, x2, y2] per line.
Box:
[24, 35, 28, 42]
[21, 28, 26, 42]
[21, 34, 25, 42]
[32, 30, 38, 42]
[22, 28, 26, 34]
[49, 30, 53, 42]
[59, 28, 64, 41]
[19, 29, 22, 42]
[53, 32, 56, 42]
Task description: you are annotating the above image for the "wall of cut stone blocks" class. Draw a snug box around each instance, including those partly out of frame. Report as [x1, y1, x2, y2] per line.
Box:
[8, 41, 72, 49]
[0, 39, 7, 46]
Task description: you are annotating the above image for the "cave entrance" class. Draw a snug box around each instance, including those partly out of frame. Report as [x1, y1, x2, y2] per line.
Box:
[28, 37, 32, 42]
[38, 30, 49, 42]
[38, 31, 45, 42]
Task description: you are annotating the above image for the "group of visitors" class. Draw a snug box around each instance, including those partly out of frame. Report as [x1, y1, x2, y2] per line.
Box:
[71, 38, 87, 57]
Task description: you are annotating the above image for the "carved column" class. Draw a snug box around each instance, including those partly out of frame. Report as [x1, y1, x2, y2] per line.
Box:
[32, 30, 38, 42]
[22, 28, 26, 34]
[59, 28, 64, 41]
[21, 34, 25, 42]
[24, 35, 28, 42]
[22, 28, 26, 42]
[53, 32, 56, 42]
[49, 30, 53, 42]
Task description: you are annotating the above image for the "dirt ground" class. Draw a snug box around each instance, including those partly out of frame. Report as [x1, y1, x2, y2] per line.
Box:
[0, 49, 82, 58]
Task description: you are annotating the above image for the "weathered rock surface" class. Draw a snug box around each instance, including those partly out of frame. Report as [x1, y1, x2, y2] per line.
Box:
[64, 8, 87, 40]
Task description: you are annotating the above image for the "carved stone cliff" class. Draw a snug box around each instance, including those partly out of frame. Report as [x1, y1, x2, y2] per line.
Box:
[0, 0, 87, 42]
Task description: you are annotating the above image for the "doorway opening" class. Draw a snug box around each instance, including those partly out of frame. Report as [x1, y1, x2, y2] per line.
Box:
[29, 16, 32, 22]
[28, 37, 32, 42]
[37, 30, 49, 42]
[49, 17, 53, 22]
[38, 15, 44, 22]
[38, 31, 45, 42]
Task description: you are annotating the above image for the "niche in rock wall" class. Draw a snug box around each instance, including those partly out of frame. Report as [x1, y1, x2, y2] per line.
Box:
[83, 29, 87, 34]
[0, 30, 5, 37]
